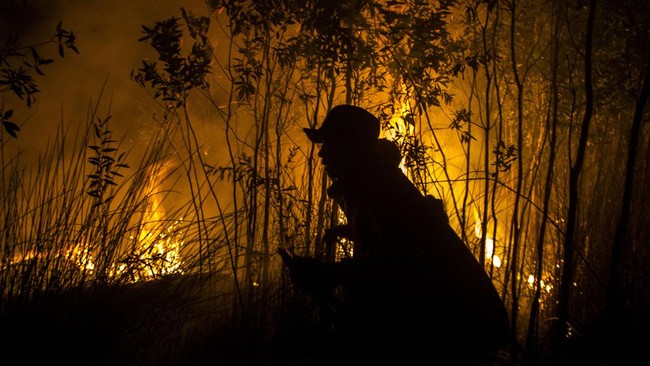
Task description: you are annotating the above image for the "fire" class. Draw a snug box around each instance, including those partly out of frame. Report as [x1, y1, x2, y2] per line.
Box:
[116, 162, 185, 282]
[122, 216, 184, 281]
[64, 244, 95, 272]
[473, 209, 502, 268]
[4, 209, 183, 284]
[4, 161, 185, 284]
[526, 274, 554, 293]
[6, 243, 95, 273]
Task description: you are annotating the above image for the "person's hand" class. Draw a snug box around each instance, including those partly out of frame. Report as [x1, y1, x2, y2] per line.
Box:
[323, 224, 351, 245]
[278, 249, 338, 298]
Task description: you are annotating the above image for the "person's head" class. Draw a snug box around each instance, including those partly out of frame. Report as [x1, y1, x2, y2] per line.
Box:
[303, 105, 380, 179]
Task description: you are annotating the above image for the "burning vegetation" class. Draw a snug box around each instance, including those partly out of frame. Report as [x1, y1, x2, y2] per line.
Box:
[1, 0, 649, 365]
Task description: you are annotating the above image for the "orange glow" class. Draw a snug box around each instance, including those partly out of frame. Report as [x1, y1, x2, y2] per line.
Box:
[473, 209, 501, 268]
[64, 244, 96, 272]
[6, 243, 95, 273]
[116, 164, 185, 282]
[383, 84, 412, 175]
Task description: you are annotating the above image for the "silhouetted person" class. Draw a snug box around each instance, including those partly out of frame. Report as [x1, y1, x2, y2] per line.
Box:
[280, 105, 509, 365]
[322, 138, 404, 256]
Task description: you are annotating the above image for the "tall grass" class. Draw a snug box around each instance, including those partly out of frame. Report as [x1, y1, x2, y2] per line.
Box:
[2, 1, 648, 365]
[0, 98, 269, 364]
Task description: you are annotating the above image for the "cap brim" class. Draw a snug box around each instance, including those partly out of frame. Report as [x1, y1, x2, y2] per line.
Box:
[303, 127, 323, 143]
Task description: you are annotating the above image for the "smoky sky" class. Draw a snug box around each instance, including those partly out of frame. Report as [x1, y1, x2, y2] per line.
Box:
[1, 0, 210, 162]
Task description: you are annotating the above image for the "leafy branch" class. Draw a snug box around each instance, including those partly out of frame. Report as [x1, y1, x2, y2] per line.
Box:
[131, 9, 212, 110]
[0, 21, 79, 139]
[87, 115, 129, 206]
[492, 140, 518, 176]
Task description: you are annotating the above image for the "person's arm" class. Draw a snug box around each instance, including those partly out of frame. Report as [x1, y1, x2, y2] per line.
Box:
[278, 248, 356, 297]
[323, 224, 352, 245]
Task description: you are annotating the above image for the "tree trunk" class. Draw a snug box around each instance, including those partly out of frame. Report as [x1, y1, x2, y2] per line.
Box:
[605, 49, 650, 321]
[556, 0, 597, 350]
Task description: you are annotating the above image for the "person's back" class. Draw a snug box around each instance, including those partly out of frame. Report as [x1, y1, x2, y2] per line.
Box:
[337, 156, 509, 364]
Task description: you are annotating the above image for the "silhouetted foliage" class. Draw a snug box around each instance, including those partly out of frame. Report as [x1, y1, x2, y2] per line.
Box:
[131, 9, 212, 110]
[1, 0, 649, 364]
[0, 21, 77, 139]
[87, 115, 130, 206]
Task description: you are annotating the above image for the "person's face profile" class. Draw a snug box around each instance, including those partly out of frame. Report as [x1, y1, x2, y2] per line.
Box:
[318, 141, 350, 179]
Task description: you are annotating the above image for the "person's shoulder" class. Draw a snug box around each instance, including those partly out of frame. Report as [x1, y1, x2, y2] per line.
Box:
[424, 195, 449, 224]
[364, 169, 425, 210]
[372, 166, 414, 185]
[367, 168, 408, 191]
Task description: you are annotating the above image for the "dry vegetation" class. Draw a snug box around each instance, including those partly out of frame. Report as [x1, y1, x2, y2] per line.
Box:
[1, 0, 649, 365]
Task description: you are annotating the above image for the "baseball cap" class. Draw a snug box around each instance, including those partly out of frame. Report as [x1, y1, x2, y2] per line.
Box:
[303, 104, 380, 146]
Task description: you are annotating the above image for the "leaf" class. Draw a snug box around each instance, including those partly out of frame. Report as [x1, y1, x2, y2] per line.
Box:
[30, 47, 39, 62]
[2, 121, 20, 138]
[3, 109, 13, 119]
[87, 190, 101, 198]
[87, 181, 101, 188]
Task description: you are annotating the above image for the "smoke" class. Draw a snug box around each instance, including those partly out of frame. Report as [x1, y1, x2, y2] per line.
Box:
[0, 0, 224, 220]
[0, 0, 208, 161]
